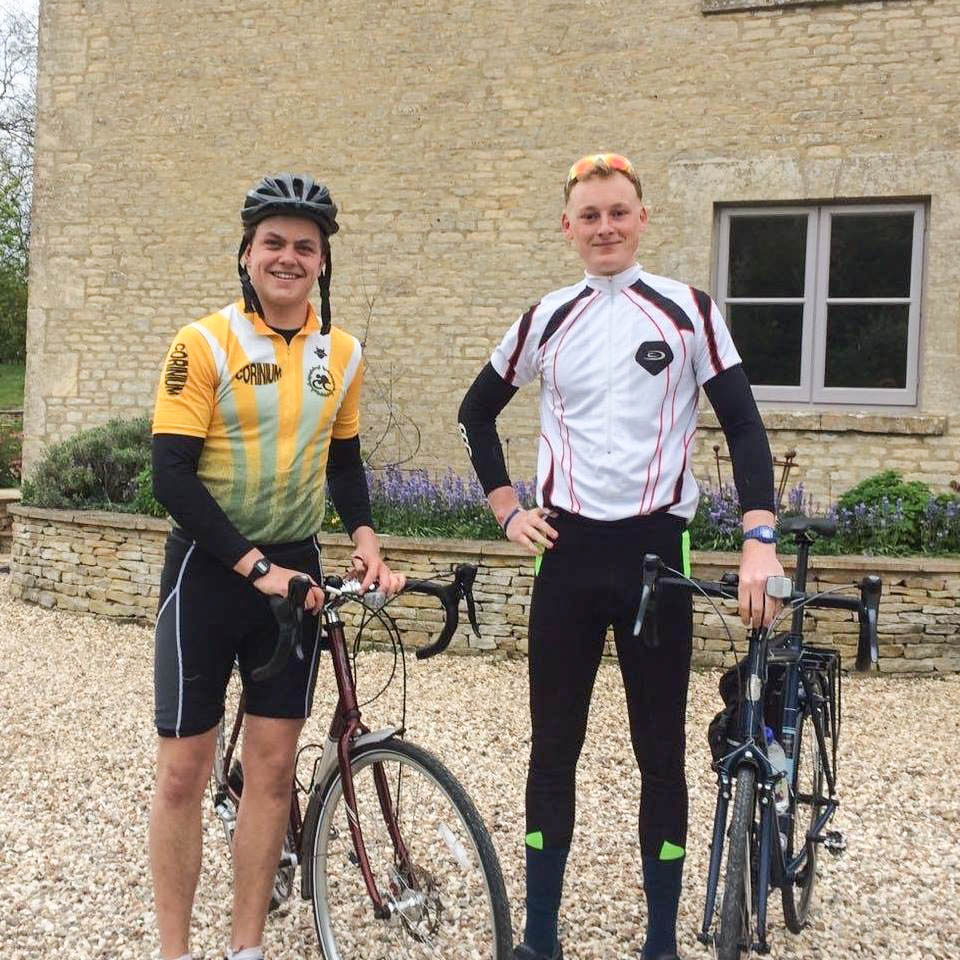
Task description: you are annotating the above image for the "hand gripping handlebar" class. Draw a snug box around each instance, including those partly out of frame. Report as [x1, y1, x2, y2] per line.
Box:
[631, 553, 882, 672]
[251, 575, 312, 682]
[253, 564, 483, 680]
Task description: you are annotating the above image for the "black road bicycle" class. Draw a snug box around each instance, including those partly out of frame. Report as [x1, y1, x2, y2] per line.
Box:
[634, 515, 881, 958]
[209, 564, 513, 960]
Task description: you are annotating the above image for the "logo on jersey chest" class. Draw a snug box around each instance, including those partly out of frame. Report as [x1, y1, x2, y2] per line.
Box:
[635, 340, 673, 376]
[307, 346, 336, 397]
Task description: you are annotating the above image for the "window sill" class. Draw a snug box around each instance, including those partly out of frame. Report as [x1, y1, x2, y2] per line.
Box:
[699, 410, 947, 436]
[703, 0, 886, 12]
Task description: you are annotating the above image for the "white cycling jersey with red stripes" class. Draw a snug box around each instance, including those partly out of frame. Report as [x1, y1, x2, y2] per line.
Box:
[489, 262, 741, 522]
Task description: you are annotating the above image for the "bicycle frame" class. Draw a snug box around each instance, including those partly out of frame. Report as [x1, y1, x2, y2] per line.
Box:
[217, 602, 416, 921]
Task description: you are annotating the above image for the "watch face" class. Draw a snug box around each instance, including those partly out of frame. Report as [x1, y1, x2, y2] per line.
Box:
[746, 525, 777, 543]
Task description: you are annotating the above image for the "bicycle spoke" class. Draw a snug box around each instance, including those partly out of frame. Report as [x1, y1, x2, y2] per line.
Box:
[311, 742, 509, 960]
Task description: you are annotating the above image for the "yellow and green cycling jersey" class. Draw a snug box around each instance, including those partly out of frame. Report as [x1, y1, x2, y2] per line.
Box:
[153, 299, 362, 543]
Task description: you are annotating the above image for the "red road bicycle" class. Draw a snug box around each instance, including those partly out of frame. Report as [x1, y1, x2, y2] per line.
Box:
[209, 565, 513, 959]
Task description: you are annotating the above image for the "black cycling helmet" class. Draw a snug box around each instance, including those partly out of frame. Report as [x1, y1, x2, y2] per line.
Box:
[237, 173, 339, 333]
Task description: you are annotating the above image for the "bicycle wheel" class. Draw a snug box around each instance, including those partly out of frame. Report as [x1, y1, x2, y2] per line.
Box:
[716, 765, 757, 960]
[781, 673, 826, 933]
[308, 738, 512, 959]
[209, 665, 297, 912]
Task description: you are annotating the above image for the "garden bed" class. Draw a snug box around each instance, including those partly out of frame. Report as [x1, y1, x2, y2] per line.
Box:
[7, 505, 960, 674]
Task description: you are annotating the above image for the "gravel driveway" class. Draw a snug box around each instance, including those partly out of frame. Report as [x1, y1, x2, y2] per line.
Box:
[1, 577, 958, 960]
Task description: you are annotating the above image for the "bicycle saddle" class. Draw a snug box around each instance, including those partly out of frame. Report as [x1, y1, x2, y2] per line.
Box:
[780, 515, 837, 539]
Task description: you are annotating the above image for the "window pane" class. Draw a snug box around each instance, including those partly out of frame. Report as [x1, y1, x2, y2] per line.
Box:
[824, 304, 909, 389]
[728, 304, 803, 386]
[828, 213, 914, 298]
[728, 215, 807, 297]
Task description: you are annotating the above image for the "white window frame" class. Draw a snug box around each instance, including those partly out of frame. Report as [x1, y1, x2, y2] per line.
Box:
[715, 202, 926, 406]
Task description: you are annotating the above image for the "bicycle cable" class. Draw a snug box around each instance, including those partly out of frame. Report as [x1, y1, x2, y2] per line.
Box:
[353, 602, 407, 725]
[661, 563, 748, 713]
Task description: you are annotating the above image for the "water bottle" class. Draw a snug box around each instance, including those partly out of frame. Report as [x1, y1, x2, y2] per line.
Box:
[764, 726, 790, 815]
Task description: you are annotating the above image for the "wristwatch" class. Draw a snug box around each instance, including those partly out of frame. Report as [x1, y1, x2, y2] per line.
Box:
[743, 525, 778, 545]
[247, 557, 272, 584]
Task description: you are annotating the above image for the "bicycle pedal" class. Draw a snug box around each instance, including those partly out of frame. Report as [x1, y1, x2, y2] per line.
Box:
[822, 830, 847, 856]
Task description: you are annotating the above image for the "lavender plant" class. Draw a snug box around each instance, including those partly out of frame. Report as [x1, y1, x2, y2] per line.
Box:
[324, 466, 536, 539]
[323, 467, 960, 557]
[920, 495, 960, 554]
[688, 482, 743, 551]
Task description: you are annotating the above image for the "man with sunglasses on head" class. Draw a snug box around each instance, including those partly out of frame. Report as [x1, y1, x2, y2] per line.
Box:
[149, 173, 404, 960]
[458, 154, 782, 960]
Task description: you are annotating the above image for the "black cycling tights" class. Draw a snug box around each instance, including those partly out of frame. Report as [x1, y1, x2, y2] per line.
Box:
[525, 510, 693, 859]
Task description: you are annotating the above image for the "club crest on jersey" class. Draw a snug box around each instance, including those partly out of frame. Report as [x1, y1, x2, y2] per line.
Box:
[307, 364, 336, 397]
[635, 340, 673, 376]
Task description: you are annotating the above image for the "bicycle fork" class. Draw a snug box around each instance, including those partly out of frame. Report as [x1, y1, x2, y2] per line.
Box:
[698, 772, 730, 946]
[699, 751, 778, 956]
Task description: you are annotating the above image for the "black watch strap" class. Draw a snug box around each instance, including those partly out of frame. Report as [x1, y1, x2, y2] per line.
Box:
[246, 558, 271, 584]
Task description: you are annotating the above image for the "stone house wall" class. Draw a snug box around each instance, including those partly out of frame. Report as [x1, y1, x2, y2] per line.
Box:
[8, 505, 959, 674]
[22, 0, 960, 506]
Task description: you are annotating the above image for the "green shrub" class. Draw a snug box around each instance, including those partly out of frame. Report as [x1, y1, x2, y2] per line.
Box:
[0, 418, 21, 486]
[133, 464, 167, 518]
[835, 470, 931, 553]
[21, 416, 152, 511]
[0, 264, 27, 363]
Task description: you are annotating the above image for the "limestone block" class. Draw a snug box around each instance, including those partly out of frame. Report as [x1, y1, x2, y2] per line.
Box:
[878, 659, 934, 674]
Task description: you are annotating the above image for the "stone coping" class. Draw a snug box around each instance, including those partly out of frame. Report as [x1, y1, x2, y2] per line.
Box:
[699, 409, 947, 436]
[10, 503, 960, 575]
[702, 0, 899, 13]
[9, 504, 168, 530]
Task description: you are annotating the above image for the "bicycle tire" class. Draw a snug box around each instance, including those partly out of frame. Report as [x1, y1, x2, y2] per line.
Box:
[307, 738, 512, 960]
[209, 666, 297, 912]
[781, 673, 826, 933]
[717, 765, 757, 960]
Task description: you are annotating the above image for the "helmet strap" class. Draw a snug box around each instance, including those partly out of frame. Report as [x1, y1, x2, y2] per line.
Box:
[318, 242, 333, 335]
[237, 238, 265, 319]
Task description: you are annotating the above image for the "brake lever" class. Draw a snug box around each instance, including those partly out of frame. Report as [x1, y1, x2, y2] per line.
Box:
[632, 554, 664, 642]
[856, 574, 882, 672]
[457, 564, 481, 638]
[253, 576, 311, 682]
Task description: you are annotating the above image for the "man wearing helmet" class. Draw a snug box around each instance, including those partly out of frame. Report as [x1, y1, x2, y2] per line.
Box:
[149, 174, 403, 960]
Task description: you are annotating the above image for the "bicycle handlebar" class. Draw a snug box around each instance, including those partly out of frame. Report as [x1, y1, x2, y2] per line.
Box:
[253, 564, 483, 680]
[405, 564, 481, 660]
[632, 554, 882, 672]
[251, 575, 312, 682]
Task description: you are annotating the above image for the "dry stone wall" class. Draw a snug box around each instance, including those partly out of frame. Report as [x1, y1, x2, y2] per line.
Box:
[7, 506, 959, 674]
[0, 490, 20, 554]
[23, 0, 960, 508]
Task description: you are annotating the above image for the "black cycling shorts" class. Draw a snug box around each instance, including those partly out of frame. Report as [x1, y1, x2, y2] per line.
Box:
[154, 530, 324, 738]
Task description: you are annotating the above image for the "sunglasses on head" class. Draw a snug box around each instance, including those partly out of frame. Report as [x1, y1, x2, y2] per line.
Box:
[566, 153, 635, 188]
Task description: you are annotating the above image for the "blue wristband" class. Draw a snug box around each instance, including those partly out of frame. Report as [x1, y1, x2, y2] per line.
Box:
[502, 507, 522, 536]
